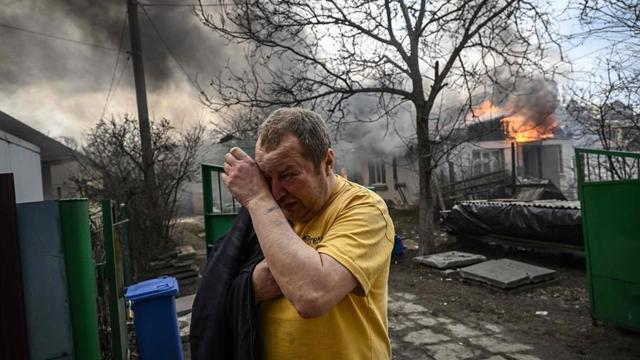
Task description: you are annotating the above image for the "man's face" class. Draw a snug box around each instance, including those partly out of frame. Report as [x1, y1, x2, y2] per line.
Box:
[255, 133, 333, 223]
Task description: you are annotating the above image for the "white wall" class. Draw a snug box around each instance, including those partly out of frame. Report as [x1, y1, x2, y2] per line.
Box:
[444, 138, 577, 199]
[44, 161, 80, 200]
[542, 138, 577, 199]
[337, 147, 419, 207]
[0, 129, 44, 203]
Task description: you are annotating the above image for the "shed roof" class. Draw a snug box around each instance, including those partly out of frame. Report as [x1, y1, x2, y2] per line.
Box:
[0, 110, 81, 163]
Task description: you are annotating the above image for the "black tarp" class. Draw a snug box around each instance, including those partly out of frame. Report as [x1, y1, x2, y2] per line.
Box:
[443, 200, 583, 247]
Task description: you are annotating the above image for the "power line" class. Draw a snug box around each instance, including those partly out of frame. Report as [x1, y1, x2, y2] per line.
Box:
[0, 22, 122, 52]
[101, 11, 130, 120]
[140, 5, 203, 93]
[101, 56, 132, 120]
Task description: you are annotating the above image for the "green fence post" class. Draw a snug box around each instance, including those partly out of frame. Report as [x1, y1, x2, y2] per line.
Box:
[59, 199, 101, 360]
[102, 200, 128, 360]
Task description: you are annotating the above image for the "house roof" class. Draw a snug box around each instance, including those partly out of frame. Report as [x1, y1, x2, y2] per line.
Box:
[0, 110, 81, 163]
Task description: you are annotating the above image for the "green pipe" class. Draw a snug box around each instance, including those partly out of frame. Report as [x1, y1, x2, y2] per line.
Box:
[59, 199, 101, 360]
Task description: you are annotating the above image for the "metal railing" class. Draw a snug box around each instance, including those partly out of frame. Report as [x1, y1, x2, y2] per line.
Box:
[201, 163, 238, 254]
[575, 148, 640, 184]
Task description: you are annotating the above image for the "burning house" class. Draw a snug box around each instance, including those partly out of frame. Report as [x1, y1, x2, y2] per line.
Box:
[440, 84, 577, 203]
[439, 84, 587, 252]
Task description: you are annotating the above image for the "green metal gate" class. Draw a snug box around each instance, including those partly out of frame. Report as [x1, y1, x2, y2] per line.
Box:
[202, 163, 238, 254]
[576, 148, 640, 331]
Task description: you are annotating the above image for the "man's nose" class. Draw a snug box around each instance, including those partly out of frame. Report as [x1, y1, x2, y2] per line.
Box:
[271, 178, 287, 201]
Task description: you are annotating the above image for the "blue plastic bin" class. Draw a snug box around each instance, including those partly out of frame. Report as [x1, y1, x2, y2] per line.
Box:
[125, 276, 183, 360]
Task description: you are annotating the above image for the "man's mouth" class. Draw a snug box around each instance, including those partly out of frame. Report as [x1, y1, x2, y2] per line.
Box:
[280, 201, 298, 211]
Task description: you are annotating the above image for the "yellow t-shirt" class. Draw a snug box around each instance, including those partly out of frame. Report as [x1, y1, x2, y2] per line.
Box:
[260, 175, 395, 360]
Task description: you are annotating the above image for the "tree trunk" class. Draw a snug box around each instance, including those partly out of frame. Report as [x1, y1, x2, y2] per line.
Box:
[416, 104, 435, 256]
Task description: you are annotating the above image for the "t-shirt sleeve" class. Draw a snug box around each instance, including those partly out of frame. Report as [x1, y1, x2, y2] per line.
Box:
[315, 196, 394, 295]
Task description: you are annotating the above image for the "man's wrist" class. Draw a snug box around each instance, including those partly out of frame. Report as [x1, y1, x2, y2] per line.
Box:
[245, 192, 278, 214]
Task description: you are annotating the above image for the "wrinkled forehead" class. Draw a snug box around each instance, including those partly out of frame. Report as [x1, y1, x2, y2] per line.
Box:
[255, 135, 305, 174]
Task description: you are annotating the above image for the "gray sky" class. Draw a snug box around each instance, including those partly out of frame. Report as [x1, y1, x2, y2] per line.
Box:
[0, 0, 615, 142]
[0, 0, 229, 140]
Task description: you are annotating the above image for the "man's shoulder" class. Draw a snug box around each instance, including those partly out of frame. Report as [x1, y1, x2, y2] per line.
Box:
[334, 176, 388, 210]
[324, 177, 393, 238]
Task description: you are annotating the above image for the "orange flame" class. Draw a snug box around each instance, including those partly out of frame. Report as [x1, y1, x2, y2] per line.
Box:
[502, 114, 557, 143]
[468, 100, 557, 143]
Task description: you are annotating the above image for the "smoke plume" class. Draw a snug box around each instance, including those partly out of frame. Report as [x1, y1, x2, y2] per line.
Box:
[0, 0, 231, 138]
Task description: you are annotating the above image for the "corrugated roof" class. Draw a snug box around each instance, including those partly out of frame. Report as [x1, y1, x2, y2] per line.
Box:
[459, 199, 581, 210]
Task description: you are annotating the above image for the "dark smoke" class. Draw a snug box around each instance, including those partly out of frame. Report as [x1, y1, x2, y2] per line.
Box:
[490, 73, 559, 125]
[0, 0, 228, 91]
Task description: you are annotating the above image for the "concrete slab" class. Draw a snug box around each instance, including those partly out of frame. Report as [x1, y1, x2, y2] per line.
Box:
[459, 259, 555, 289]
[176, 294, 196, 316]
[388, 300, 429, 314]
[468, 335, 532, 353]
[402, 329, 450, 345]
[445, 323, 483, 338]
[407, 313, 440, 327]
[389, 315, 415, 331]
[428, 342, 476, 360]
[395, 292, 418, 301]
[414, 251, 487, 269]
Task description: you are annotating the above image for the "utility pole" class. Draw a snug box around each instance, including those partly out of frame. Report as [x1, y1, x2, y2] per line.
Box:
[127, 0, 156, 192]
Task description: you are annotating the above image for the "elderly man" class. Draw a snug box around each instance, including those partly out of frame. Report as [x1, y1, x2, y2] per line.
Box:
[222, 107, 394, 359]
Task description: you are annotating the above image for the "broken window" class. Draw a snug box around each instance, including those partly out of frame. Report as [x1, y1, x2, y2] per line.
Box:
[368, 159, 386, 185]
[471, 149, 504, 176]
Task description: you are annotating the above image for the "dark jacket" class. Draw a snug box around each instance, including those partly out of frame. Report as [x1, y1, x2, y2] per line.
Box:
[190, 208, 264, 360]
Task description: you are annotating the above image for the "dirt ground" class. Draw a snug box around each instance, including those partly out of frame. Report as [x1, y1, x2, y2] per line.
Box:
[173, 210, 640, 359]
[389, 209, 640, 360]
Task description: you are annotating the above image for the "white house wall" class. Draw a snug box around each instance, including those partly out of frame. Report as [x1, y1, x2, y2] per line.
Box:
[337, 148, 419, 207]
[446, 141, 515, 182]
[44, 161, 80, 200]
[443, 138, 576, 199]
[535, 139, 577, 199]
[0, 129, 44, 203]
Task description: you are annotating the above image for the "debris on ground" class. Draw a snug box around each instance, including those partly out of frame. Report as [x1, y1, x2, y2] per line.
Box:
[402, 239, 419, 251]
[148, 246, 200, 293]
[413, 251, 487, 269]
[459, 259, 556, 290]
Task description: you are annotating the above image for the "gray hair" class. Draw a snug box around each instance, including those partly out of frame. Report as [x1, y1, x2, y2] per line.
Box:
[257, 107, 331, 169]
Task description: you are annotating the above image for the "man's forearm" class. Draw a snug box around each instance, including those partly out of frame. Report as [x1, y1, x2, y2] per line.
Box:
[246, 194, 333, 316]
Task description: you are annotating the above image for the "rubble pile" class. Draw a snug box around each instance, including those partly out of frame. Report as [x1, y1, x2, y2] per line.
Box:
[148, 246, 200, 293]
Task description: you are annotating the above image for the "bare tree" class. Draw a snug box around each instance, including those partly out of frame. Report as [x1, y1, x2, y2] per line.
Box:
[566, 0, 640, 150]
[74, 117, 205, 278]
[566, 61, 640, 151]
[577, 0, 639, 41]
[210, 106, 272, 142]
[195, 0, 561, 254]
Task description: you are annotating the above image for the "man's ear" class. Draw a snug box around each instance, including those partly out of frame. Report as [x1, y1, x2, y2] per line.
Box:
[324, 149, 334, 174]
